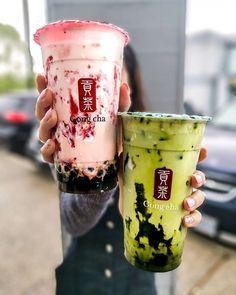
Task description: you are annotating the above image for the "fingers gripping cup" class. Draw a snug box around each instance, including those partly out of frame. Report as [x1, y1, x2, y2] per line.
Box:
[120, 112, 211, 272]
[34, 20, 129, 193]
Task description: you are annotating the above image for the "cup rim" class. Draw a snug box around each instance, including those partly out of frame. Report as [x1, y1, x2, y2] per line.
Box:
[34, 20, 129, 46]
[118, 112, 212, 122]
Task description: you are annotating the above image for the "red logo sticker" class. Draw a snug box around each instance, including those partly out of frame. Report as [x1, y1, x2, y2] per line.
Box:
[154, 168, 173, 201]
[78, 78, 96, 112]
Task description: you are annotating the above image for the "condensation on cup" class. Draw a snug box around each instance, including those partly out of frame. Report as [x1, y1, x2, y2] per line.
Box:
[34, 20, 129, 193]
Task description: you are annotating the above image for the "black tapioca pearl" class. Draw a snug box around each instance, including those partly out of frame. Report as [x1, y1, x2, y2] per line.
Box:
[153, 144, 157, 148]
[186, 180, 190, 186]
[160, 137, 167, 141]
[106, 164, 116, 176]
[69, 170, 78, 181]
[191, 145, 194, 148]
[157, 150, 161, 156]
[159, 158, 163, 162]
[64, 165, 71, 172]
[136, 154, 140, 157]
[140, 117, 144, 123]
[178, 155, 183, 160]
[97, 170, 103, 177]
[147, 149, 151, 153]
[146, 119, 151, 124]
[160, 215, 163, 220]
[194, 122, 198, 129]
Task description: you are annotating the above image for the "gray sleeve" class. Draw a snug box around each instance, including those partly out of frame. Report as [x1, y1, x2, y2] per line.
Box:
[59, 186, 117, 237]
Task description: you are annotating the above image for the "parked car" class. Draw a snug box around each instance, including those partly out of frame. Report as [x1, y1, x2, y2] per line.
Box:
[26, 122, 45, 166]
[196, 99, 236, 247]
[0, 91, 37, 154]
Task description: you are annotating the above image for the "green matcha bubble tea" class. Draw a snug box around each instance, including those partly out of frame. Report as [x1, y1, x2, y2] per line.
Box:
[120, 112, 211, 272]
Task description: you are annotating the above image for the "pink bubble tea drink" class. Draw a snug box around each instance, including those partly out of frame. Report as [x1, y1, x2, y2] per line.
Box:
[34, 20, 129, 193]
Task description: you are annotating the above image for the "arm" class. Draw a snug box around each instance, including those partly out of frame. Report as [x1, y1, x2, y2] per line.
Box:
[59, 187, 117, 237]
[48, 163, 117, 237]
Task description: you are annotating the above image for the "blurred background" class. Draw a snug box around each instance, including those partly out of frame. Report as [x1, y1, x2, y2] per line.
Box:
[0, 0, 235, 294]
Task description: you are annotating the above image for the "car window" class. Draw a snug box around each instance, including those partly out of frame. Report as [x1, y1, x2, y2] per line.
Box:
[0, 98, 21, 111]
[0, 96, 36, 113]
[21, 98, 36, 112]
[213, 101, 236, 129]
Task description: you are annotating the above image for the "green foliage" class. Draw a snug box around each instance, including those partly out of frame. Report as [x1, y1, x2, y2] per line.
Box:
[0, 74, 26, 93]
[26, 75, 36, 89]
[0, 73, 35, 94]
[0, 23, 35, 93]
[0, 23, 21, 43]
[0, 23, 25, 63]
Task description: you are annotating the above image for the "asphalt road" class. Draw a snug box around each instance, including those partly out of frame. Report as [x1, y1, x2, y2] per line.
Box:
[0, 149, 235, 295]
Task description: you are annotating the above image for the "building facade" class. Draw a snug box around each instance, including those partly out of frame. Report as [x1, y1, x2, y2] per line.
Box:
[185, 31, 236, 116]
[46, 0, 186, 113]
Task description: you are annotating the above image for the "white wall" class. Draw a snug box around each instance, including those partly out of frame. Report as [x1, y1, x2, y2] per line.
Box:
[184, 32, 230, 116]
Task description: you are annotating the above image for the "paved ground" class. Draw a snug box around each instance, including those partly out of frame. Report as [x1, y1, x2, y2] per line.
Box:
[0, 148, 235, 295]
[177, 232, 236, 295]
[0, 149, 62, 295]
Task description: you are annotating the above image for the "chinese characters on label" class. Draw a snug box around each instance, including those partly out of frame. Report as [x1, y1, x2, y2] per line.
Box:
[78, 78, 96, 112]
[154, 168, 173, 200]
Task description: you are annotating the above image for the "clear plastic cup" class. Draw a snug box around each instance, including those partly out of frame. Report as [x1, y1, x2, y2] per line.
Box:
[120, 112, 211, 272]
[34, 20, 129, 193]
